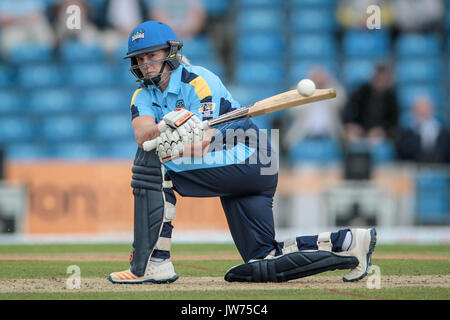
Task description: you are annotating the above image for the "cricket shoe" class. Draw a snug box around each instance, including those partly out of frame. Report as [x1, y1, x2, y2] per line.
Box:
[342, 227, 377, 282]
[108, 259, 179, 284]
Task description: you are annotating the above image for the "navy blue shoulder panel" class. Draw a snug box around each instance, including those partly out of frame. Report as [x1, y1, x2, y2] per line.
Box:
[181, 67, 198, 83]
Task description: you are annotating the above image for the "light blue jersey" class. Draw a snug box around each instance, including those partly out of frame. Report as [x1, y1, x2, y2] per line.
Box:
[130, 64, 259, 172]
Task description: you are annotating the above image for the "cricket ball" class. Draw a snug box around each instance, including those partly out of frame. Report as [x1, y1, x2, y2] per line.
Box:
[297, 79, 316, 97]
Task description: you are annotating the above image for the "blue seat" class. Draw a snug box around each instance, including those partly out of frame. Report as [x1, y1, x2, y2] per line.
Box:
[92, 114, 134, 141]
[50, 142, 100, 160]
[38, 116, 89, 142]
[289, 138, 342, 165]
[395, 33, 442, 58]
[395, 59, 443, 84]
[341, 59, 376, 89]
[60, 40, 105, 62]
[182, 35, 216, 60]
[0, 117, 34, 144]
[292, 0, 336, 8]
[0, 90, 21, 116]
[66, 62, 116, 88]
[204, 0, 230, 16]
[28, 89, 76, 115]
[0, 65, 12, 88]
[101, 139, 137, 159]
[236, 9, 284, 32]
[235, 60, 283, 86]
[291, 9, 336, 32]
[291, 34, 337, 59]
[343, 30, 390, 59]
[237, 0, 282, 8]
[288, 60, 338, 84]
[5, 143, 49, 160]
[369, 140, 395, 164]
[415, 170, 450, 224]
[195, 57, 226, 81]
[79, 87, 130, 114]
[7, 43, 53, 64]
[237, 33, 284, 58]
[396, 84, 443, 112]
[17, 64, 63, 89]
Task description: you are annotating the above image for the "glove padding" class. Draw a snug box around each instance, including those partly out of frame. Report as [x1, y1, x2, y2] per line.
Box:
[155, 109, 205, 160]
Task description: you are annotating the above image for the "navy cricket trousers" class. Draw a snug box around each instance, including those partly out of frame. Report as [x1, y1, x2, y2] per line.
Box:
[167, 162, 349, 263]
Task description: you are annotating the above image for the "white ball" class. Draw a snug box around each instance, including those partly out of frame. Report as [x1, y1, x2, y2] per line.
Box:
[297, 79, 316, 97]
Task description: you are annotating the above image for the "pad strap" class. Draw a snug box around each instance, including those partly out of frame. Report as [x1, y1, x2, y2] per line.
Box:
[282, 238, 298, 255]
[317, 232, 332, 251]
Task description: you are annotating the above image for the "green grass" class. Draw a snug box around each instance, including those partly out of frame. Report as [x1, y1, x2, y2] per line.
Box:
[0, 243, 449, 300]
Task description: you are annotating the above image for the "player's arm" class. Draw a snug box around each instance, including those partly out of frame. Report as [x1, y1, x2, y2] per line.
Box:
[132, 115, 161, 148]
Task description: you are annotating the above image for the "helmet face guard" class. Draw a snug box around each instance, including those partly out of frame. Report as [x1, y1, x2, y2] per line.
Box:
[129, 40, 183, 88]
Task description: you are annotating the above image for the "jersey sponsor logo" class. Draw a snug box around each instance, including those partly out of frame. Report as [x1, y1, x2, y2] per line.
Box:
[131, 29, 145, 42]
[198, 102, 215, 118]
[175, 99, 185, 108]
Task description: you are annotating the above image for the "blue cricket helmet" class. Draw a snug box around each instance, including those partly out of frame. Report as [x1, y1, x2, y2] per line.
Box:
[124, 21, 183, 87]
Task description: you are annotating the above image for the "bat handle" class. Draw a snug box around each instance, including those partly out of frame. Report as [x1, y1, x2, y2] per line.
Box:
[142, 138, 158, 151]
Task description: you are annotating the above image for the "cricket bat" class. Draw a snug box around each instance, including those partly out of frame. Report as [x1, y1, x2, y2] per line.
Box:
[143, 88, 336, 152]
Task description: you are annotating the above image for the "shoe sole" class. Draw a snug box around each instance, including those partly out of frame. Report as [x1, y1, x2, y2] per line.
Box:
[343, 228, 377, 282]
[108, 274, 179, 284]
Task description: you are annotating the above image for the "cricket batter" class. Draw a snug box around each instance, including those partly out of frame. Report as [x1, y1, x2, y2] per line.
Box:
[109, 21, 377, 284]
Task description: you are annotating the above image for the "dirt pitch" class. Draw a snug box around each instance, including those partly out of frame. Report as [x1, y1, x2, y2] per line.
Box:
[1, 252, 449, 294]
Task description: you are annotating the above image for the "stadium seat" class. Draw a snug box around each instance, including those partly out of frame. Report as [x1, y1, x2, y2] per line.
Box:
[60, 40, 105, 62]
[288, 138, 342, 165]
[79, 87, 131, 114]
[341, 59, 376, 89]
[38, 115, 89, 142]
[236, 33, 284, 59]
[395, 59, 443, 84]
[0, 90, 21, 116]
[0, 65, 12, 88]
[92, 114, 134, 141]
[369, 140, 395, 164]
[288, 59, 338, 84]
[291, 0, 336, 8]
[194, 57, 227, 81]
[66, 62, 117, 88]
[395, 33, 442, 58]
[235, 60, 284, 86]
[28, 89, 76, 115]
[290, 9, 337, 32]
[17, 64, 63, 89]
[237, 0, 282, 8]
[290, 34, 337, 59]
[5, 143, 49, 160]
[236, 9, 284, 33]
[343, 30, 390, 59]
[415, 170, 450, 224]
[7, 43, 53, 64]
[50, 142, 101, 160]
[0, 117, 34, 144]
[204, 0, 230, 16]
[100, 139, 138, 159]
[182, 35, 217, 60]
[396, 84, 444, 112]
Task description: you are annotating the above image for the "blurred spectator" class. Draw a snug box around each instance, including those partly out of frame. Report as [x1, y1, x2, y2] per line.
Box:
[0, 0, 55, 55]
[342, 64, 399, 146]
[147, 0, 207, 40]
[283, 67, 348, 151]
[50, 0, 101, 47]
[101, 0, 145, 53]
[393, 0, 444, 33]
[396, 96, 450, 164]
[337, 0, 394, 29]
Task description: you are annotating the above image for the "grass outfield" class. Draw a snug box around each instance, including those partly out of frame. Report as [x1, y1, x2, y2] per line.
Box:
[0, 243, 449, 300]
